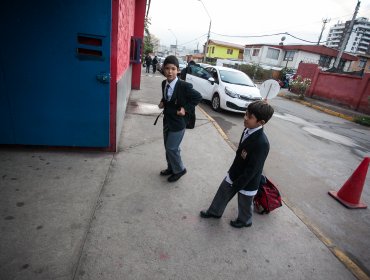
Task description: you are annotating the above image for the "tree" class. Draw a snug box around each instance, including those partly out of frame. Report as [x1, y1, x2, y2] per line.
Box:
[143, 17, 153, 55]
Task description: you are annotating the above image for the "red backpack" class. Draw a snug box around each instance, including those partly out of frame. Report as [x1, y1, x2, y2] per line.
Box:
[253, 176, 282, 214]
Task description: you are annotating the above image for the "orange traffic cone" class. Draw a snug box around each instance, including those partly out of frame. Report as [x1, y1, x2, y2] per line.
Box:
[328, 157, 369, 209]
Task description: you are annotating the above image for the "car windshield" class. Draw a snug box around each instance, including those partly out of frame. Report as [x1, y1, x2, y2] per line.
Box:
[219, 70, 254, 86]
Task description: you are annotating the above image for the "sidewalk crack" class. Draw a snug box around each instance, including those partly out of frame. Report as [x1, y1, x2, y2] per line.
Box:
[71, 154, 115, 280]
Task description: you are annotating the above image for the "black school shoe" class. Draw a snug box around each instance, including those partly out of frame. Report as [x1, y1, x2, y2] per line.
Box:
[167, 168, 187, 182]
[230, 219, 252, 228]
[200, 210, 221, 219]
[160, 169, 173, 176]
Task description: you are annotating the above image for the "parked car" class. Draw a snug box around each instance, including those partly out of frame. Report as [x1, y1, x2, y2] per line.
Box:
[185, 65, 262, 112]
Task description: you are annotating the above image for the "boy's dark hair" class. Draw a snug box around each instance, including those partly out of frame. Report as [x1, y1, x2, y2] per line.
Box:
[247, 101, 274, 123]
[163, 55, 179, 68]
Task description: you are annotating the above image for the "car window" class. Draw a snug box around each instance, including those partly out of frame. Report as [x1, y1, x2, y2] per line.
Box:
[219, 70, 254, 86]
[207, 68, 219, 84]
[189, 65, 212, 80]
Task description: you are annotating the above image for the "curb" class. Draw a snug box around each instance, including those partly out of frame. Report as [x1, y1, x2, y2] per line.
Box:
[277, 93, 355, 122]
[197, 106, 237, 151]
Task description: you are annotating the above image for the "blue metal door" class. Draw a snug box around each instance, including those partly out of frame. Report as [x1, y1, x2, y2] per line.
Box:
[0, 0, 111, 147]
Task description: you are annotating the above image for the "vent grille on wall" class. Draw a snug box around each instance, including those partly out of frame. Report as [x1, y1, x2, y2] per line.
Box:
[76, 34, 104, 60]
[130, 36, 142, 64]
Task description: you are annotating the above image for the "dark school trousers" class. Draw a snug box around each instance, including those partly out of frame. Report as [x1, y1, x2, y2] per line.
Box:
[207, 178, 254, 224]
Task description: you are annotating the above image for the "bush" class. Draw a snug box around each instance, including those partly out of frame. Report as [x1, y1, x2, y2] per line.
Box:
[226, 64, 272, 82]
[280, 67, 295, 80]
[354, 116, 370, 127]
[289, 75, 311, 99]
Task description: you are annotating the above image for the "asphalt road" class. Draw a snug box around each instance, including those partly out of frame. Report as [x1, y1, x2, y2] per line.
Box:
[199, 96, 370, 275]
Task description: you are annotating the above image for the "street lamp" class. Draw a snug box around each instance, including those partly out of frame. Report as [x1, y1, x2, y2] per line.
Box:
[168, 29, 178, 56]
[197, 0, 211, 63]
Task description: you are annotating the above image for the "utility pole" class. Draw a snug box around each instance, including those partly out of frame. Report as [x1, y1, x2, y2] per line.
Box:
[168, 29, 178, 56]
[198, 0, 212, 63]
[317, 18, 330, 45]
[334, 0, 360, 69]
[204, 21, 211, 62]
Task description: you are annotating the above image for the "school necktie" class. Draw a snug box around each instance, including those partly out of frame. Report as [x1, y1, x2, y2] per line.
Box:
[165, 84, 170, 101]
[241, 129, 249, 142]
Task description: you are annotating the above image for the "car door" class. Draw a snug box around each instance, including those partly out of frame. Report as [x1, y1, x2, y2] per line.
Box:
[186, 65, 215, 100]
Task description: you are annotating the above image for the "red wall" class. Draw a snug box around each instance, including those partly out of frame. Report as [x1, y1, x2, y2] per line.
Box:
[109, 0, 146, 151]
[296, 63, 318, 81]
[117, 0, 136, 80]
[298, 64, 370, 115]
[315, 73, 362, 107]
[131, 0, 146, 89]
[357, 75, 370, 113]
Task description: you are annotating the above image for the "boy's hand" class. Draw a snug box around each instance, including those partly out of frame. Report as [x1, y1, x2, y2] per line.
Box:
[158, 102, 164, 109]
[177, 107, 185, 116]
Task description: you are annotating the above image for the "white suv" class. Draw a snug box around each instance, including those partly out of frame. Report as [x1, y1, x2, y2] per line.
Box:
[186, 65, 261, 112]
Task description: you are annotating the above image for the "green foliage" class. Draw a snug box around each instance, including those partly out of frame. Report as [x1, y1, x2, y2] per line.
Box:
[280, 67, 295, 80]
[143, 17, 153, 55]
[227, 64, 272, 82]
[289, 75, 311, 98]
[354, 116, 370, 127]
[143, 35, 153, 55]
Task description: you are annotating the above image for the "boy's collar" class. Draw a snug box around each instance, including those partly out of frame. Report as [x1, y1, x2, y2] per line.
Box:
[246, 125, 262, 134]
[166, 77, 178, 88]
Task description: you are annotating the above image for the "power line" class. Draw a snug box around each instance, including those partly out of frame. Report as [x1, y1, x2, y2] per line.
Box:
[177, 33, 208, 47]
[211, 31, 327, 44]
[211, 31, 287, 38]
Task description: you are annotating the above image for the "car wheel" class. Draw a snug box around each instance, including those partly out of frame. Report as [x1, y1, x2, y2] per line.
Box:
[211, 93, 221, 112]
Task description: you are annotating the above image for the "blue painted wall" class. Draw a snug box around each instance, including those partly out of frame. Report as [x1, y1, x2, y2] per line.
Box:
[0, 0, 111, 147]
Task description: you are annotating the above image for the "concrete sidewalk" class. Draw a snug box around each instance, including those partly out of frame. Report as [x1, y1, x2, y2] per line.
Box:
[0, 70, 358, 280]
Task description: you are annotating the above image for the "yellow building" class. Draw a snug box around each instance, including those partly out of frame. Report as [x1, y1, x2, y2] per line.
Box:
[205, 39, 244, 60]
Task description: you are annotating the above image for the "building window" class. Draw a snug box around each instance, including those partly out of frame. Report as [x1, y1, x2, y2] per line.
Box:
[319, 55, 331, 68]
[245, 48, 251, 56]
[266, 48, 280, 60]
[284, 51, 295, 61]
[212, 47, 215, 54]
[359, 58, 367, 68]
[227, 49, 233, 55]
[252, 49, 260, 56]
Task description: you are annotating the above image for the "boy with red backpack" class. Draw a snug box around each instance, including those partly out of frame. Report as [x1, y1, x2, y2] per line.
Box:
[200, 101, 275, 228]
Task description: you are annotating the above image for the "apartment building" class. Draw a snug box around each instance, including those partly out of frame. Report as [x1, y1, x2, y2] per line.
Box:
[326, 17, 370, 55]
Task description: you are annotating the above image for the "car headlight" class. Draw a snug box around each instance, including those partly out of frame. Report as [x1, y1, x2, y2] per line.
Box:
[225, 87, 240, 98]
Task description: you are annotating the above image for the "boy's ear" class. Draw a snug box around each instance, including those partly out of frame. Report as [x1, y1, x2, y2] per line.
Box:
[259, 120, 266, 126]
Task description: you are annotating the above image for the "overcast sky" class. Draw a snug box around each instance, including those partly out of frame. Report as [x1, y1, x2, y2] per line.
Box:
[147, 0, 370, 50]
